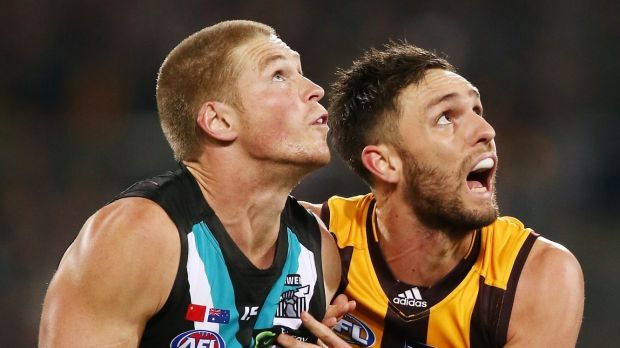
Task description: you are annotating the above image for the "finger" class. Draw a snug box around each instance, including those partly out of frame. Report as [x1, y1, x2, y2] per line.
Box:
[276, 333, 317, 347]
[322, 316, 338, 328]
[330, 294, 349, 309]
[324, 294, 356, 326]
[332, 294, 356, 313]
[301, 312, 351, 347]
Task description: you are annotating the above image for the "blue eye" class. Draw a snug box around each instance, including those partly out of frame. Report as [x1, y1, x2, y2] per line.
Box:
[272, 73, 284, 81]
[437, 114, 452, 125]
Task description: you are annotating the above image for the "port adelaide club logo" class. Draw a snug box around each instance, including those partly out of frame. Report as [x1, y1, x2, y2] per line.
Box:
[276, 274, 310, 318]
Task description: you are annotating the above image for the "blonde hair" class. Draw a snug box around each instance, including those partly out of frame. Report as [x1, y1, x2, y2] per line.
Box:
[156, 20, 275, 160]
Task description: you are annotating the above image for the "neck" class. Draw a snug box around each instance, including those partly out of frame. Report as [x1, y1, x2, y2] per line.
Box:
[184, 155, 305, 269]
[374, 193, 475, 287]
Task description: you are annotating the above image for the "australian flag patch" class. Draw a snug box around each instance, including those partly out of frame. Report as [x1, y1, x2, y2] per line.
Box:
[207, 308, 230, 324]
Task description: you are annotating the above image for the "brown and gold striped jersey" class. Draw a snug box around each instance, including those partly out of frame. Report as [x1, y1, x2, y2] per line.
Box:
[321, 194, 538, 347]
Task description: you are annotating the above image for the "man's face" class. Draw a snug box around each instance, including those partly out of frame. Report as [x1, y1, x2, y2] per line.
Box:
[232, 35, 330, 170]
[396, 69, 498, 234]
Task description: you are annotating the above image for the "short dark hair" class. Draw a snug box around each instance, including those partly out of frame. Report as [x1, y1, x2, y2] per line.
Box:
[328, 42, 454, 183]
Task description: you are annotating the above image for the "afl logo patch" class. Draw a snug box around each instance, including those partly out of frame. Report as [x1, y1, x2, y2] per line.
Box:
[170, 329, 226, 348]
[333, 313, 376, 347]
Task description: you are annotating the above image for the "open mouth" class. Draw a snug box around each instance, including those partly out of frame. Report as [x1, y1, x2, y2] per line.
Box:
[466, 157, 495, 193]
[312, 114, 328, 125]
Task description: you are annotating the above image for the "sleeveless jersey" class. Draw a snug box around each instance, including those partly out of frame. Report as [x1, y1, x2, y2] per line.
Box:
[321, 194, 538, 348]
[111, 164, 327, 347]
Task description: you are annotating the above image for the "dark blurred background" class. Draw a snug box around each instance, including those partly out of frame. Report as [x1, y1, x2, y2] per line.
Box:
[1, 0, 618, 346]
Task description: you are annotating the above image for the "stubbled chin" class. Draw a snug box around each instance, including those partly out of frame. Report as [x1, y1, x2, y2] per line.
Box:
[472, 199, 499, 224]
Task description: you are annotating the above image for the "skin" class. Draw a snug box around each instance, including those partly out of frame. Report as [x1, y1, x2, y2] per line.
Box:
[366, 69, 499, 286]
[297, 69, 584, 347]
[38, 33, 346, 347]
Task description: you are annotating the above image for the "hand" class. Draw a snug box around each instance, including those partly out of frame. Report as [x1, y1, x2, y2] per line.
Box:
[323, 294, 356, 328]
[276, 312, 351, 347]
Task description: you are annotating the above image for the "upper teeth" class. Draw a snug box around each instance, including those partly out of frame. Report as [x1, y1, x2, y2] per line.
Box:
[472, 158, 494, 172]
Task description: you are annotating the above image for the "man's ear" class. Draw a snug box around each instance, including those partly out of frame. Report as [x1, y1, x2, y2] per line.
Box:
[196, 101, 238, 142]
[361, 144, 401, 184]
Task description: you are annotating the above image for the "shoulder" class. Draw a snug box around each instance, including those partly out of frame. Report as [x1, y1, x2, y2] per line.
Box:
[481, 216, 537, 271]
[506, 236, 584, 346]
[297, 194, 372, 218]
[284, 196, 323, 237]
[324, 194, 374, 247]
[326, 194, 373, 209]
[488, 216, 529, 236]
[327, 194, 374, 219]
[81, 197, 179, 258]
[518, 235, 582, 292]
[39, 197, 182, 345]
[298, 201, 322, 217]
[56, 197, 179, 315]
[525, 237, 583, 291]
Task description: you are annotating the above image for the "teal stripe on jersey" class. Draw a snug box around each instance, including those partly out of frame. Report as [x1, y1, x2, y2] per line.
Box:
[254, 227, 301, 329]
[192, 222, 242, 347]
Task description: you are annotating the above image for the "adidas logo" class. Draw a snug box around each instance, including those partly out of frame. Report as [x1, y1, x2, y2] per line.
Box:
[392, 287, 427, 308]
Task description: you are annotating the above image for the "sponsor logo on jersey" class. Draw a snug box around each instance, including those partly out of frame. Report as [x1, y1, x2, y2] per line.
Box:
[170, 329, 225, 348]
[252, 326, 312, 347]
[333, 313, 376, 347]
[276, 274, 310, 319]
[393, 287, 427, 308]
[253, 329, 277, 348]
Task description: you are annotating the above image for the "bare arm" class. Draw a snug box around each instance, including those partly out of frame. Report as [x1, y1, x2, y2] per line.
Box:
[318, 210, 342, 307]
[505, 237, 584, 347]
[39, 198, 180, 347]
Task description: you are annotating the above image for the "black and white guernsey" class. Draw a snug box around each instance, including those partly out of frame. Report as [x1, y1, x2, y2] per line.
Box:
[111, 164, 326, 347]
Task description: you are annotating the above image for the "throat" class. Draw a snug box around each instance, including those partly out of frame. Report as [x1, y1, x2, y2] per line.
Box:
[380, 231, 475, 286]
[226, 225, 280, 270]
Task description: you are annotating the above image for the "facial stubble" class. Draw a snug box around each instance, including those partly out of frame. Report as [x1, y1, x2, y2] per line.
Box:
[400, 149, 499, 240]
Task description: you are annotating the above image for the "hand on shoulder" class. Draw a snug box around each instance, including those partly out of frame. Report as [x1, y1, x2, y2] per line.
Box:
[299, 201, 323, 217]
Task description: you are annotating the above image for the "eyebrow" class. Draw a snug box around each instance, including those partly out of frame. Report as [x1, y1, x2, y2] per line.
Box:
[258, 52, 302, 74]
[426, 88, 480, 110]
